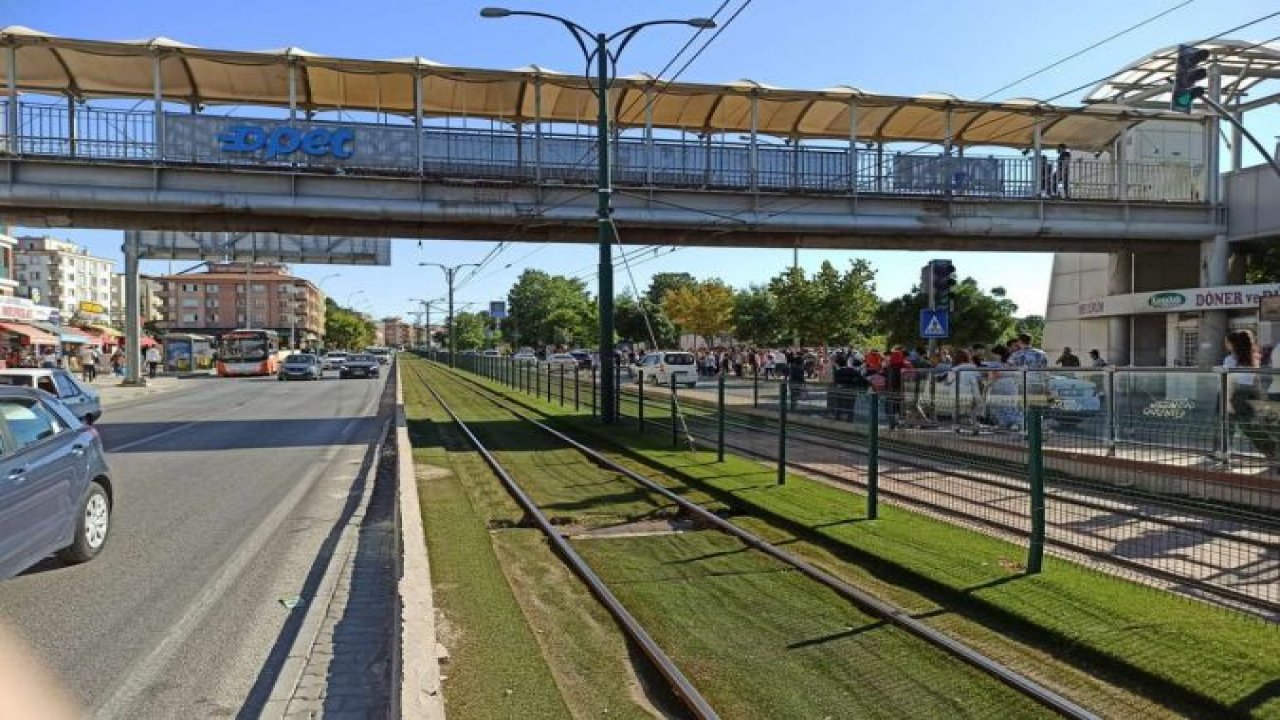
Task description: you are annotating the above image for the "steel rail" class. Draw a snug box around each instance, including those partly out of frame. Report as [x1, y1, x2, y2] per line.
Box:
[427, 360, 1102, 720]
[408, 363, 720, 720]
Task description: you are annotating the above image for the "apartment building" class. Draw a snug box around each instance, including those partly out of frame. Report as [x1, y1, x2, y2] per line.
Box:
[14, 235, 114, 319]
[381, 316, 413, 348]
[0, 228, 18, 297]
[157, 263, 325, 345]
[109, 273, 165, 330]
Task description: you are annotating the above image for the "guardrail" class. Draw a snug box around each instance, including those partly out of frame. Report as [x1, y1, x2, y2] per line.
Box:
[0, 100, 1207, 203]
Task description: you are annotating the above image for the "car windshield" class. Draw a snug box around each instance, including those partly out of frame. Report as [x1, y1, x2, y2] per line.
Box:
[286, 355, 315, 364]
[664, 353, 695, 365]
[0, 375, 36, 387]
[348, 355, 375, 363]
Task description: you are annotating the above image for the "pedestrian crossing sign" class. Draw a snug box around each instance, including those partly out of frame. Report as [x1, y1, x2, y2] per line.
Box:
[920, 308, 950, 339]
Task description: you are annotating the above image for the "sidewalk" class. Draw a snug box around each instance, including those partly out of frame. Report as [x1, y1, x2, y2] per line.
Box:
[85, 371, 217, 408]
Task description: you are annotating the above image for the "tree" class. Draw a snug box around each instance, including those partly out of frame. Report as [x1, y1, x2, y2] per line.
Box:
[645, 272, 696, 306]
[447, 311, 487, 351]
[506, 270, 595, 348]
[615, 294, 679, 348]
[877, 278, 1017, 350]
[662, 279, 735, 348]
[766, 260, 880, 347]
[323, 298, 375, 350]
[1246, 244, 1280, 283]
[732, 285, 782, 346]
[1016, 315, 1045, 347]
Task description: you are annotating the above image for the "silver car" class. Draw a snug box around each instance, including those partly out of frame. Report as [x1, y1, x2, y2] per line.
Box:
[0, 369, 102, 424]
[278, 353, 323, 381]
[0, 386, 114, 580]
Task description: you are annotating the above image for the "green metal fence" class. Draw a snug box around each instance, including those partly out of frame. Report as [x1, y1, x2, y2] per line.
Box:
[436, 350, 1280, 616]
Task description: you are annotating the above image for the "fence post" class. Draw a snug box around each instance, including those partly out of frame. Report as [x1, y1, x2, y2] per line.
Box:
[1105, 367, 1117, 455]
[559, 363, 566, 406]
[717, 372, 726, 462]
[615, 361, 623, 420]
[574, 364, 580, 411]
[1218, 369, 1231, 461]
[638, 371, 645, 434]
[777, 382, 789, 485]
[591, 364, 598, 419]
[753, 363, 759, 408]
[867, 394, 879, 519]
[670, 375, 678, 449]
[535, 361, 541, 398]
[546, 364, 552, 403]
[1027, 409, 1045, 574]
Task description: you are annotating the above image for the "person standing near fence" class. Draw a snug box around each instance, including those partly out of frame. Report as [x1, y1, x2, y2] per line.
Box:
[1056, 144, 1072, 198]
[1223, 330, 1279, 463]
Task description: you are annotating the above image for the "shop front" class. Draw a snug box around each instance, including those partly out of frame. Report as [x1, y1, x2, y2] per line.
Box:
[1048, 283, 1280, 367]
[0, 297, 62, 367]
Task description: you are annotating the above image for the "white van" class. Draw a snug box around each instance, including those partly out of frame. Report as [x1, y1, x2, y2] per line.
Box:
[635, 351, 698, 388]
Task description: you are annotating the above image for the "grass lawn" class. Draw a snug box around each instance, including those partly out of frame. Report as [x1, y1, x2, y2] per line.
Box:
[434, 357, 1280, 720]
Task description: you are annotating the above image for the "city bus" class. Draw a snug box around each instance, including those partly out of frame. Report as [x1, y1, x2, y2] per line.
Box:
[216, 329, 282, 377]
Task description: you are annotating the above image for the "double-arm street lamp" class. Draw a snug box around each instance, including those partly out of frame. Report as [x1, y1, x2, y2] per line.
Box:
[409, 297, 445, 348]
[480, 7, 715, 423]
[420, 262, 481, 366]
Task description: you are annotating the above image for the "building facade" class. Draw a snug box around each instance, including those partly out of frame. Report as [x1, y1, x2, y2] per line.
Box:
[381, 316, 412, 348]
[14, 235, 114, 321]
[0, 229, 18, 297]
[157, 263, 325, 346]
[109, 273, 165, 330]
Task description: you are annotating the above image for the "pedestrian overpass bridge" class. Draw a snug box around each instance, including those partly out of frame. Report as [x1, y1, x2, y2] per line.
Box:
[0, 27, 1224, 252]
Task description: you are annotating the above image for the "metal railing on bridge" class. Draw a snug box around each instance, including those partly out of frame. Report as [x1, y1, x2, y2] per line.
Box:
[1, 100, 1207, 203]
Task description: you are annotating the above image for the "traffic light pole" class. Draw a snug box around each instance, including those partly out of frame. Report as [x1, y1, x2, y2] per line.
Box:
[1200, 94, 1280, 180]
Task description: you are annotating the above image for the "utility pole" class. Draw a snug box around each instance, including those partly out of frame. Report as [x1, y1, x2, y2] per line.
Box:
[420, 264, 479, 366]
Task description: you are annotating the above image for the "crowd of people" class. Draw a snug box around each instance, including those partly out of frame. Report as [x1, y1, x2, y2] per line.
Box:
[1, 345, 164, 381]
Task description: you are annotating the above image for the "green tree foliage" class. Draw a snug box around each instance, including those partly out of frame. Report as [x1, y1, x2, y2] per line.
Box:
[615, 294, 679, 348]
[661, 279, 735, 348]
[447, 311, 488, 351]
[1245, 244, 1280, 284]
[877, 278, 1017, 350]
[645, 272, 696, 305]
[1016, 315, 1045, 347]
[732, 285, 782, 346]
[766, 260, 880, 347]
[506, 270, 595, 348]
[323, 298, 375, 350]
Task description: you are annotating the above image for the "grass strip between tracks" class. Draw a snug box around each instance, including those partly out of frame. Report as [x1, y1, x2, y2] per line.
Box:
[427, 357, 1280, 720]
[411, 359, 1057, 719]
[407, 372, 677, 719]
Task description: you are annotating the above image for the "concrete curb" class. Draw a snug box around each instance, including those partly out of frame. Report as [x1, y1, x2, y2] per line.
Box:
[395, 361, 446, 719]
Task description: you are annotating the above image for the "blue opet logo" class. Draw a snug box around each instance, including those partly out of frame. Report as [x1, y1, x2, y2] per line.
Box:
[217, 125, 355, 160]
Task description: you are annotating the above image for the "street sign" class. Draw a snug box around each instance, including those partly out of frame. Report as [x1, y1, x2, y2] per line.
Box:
[78, 301, 106, 315]
[489, 301, 507, 319]
[920, 308, 950, 339]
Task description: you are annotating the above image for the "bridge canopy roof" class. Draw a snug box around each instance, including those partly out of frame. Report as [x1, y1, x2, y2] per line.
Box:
[1086, 38, 1280, 111]
[0, 26, 1199, 152]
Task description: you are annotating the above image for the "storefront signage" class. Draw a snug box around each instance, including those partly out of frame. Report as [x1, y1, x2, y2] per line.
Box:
[78, 301, 106, 315]
[217, 125, 355, 160]
[0, 297, 55, 323]
[1076, 283, 1280, 318]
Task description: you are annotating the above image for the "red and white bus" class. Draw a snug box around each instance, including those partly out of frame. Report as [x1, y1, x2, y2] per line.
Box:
[216, 329, 282, 377]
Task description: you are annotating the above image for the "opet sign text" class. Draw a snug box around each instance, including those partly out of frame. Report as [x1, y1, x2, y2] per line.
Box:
[217, 125, 355, 160]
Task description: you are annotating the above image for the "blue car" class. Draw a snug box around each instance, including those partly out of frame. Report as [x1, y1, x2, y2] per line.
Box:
[0, 387, 114, 580]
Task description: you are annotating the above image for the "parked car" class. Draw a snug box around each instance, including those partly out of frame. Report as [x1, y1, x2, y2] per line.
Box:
[339, 354, 381, 379]
[366, 347, 392, 365]
[0, 386, 114, 580]
[0, 369, 102, 424]
[321, 352, 349, 370]
[570, 350, 594, 370]
[634, 351, 698, 388]
[278, 353, 323, 381]
[513, 351, 538, 363]
[929, 371, 1103, 427]
[482, 349, 502, 357]
[546, 353, 579, 369]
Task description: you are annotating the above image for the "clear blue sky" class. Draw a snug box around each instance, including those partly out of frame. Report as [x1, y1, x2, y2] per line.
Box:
[5, 0, 1279, 321]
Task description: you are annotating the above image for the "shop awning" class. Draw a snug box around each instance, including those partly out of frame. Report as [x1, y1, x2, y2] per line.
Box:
[29, 321, 95, 345]
[77, 325, 125, 343]
[0, 322, 59, 345]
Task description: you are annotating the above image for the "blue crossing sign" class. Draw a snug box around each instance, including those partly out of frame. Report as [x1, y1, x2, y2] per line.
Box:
[919, 308, 950, 339]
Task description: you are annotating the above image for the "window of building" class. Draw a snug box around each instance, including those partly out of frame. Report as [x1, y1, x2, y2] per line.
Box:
[180, 298, 199, 308]
[253, 299, 265, 308]
[180, 283, 198, 293]
[182, 313, 200, 323]
[205, 298, 219, 308]
[206, 284, 219, 293]
[252, 284, 266, 293]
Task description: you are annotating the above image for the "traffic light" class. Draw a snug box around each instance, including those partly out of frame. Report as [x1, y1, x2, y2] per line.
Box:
[1170, 44, 1210, 114]
[930, 259, 957, 309]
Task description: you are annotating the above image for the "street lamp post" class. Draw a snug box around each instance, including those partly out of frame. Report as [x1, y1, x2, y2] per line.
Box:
[420, 263, 480, 367]
[481, 7, 714, 423]
[410, 297, 444, 348]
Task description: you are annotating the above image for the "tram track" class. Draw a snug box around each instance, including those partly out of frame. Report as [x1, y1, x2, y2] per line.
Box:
[407, 359, 1102, 720]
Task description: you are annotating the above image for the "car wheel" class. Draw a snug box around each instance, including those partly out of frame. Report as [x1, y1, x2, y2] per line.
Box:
[58, 482, 110, 564]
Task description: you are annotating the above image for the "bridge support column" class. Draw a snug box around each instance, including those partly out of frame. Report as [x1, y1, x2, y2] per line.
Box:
[123, 231, 145, 386]
[1198, 234, 1230, 368]
[1108, 251, 1131, 366]
[7, 45, 18, 153]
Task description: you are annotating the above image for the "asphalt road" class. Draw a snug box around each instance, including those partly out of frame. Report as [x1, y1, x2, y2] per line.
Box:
[0, 368, 390, 719]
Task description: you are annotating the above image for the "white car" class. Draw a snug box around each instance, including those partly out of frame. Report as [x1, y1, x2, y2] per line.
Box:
[0, 368, 102, 424]
[482, 349, 501, 357]
[635, 351, 698, 388]
[322, 352, 348, 370]
[545, 353, 578, 368]
[513, 351, 538, 363]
